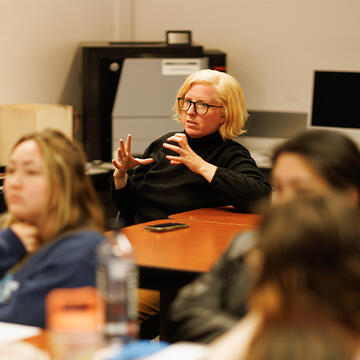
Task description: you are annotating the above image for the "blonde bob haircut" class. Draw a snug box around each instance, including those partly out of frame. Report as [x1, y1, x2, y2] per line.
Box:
[3, 129, 104, 243]
[173, 69, 249, 140]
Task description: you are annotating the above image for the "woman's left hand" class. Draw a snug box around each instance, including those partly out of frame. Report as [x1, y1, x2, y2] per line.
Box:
[163, 133, 217, 183]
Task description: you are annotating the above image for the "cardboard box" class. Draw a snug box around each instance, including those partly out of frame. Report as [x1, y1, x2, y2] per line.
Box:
[0, 103, 73, 166]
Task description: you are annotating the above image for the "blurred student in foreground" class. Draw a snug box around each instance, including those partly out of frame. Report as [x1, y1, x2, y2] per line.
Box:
[0, 129, 105, 327]
[169, 129, 360, 343]
[209, 195, 360, 360]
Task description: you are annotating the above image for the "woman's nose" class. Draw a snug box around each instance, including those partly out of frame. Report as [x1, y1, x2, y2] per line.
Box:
[272, 188, 295, 205]
[5, 172, 22, 188]
[186, 102, 196, 114]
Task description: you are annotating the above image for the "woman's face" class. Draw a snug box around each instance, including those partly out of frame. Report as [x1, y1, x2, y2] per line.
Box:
[271, 153, 331, 205]
[181, 84, 225, 138]
[4, 140, 49, 225]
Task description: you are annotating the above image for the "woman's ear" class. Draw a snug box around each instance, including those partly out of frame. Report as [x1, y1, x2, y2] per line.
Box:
[346, 188, 359, 207]
[218, 112, 226, 126]
[245, 248, 264, 279]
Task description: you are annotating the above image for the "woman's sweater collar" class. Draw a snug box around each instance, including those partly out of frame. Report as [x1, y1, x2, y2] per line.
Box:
[185, 131, 224, 151]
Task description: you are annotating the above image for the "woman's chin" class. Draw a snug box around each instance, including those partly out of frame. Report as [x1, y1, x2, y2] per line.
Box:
[184, 128, 202, 138]
[7, 205, 23, 218]
[8, 208, 35, 224]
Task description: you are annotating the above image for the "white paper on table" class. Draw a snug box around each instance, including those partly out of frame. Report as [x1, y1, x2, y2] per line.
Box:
[0, 322, 41, 343]
[145, 343, 209, 360]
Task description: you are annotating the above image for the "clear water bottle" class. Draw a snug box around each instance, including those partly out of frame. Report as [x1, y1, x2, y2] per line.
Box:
[96, 230, 139, 345]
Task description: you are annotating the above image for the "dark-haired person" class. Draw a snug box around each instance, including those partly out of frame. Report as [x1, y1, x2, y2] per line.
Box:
[271, 129, 359, 205]
[169, 129, 360, 343]
[209, 195, 360, 359]
[0, 130, 105, 327]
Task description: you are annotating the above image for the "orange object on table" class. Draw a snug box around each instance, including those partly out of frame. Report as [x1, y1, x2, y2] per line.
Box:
[46, 287, 104, 359]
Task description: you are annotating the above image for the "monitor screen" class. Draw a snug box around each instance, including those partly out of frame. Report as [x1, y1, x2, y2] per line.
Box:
[308, 70, 360, 147]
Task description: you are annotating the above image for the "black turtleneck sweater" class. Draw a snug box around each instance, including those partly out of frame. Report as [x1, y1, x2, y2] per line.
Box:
[112, 131, 271, 225]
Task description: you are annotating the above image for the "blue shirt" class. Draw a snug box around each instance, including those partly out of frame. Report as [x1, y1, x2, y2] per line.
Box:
[0, 228, 104, 327]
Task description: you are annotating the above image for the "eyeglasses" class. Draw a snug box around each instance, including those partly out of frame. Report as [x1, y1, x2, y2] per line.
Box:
[177, 97, 222, 116]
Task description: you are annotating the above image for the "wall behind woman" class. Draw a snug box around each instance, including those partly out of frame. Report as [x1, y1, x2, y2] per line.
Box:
[132, 0, 360, 114]
[1, 0, 359, 118]
[0, 0, 130, 112]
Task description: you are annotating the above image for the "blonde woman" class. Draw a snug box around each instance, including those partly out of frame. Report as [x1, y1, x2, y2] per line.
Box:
[112, 69, 271, 226]
[112, 69, 271, 338]
[0, 129, 104, 327]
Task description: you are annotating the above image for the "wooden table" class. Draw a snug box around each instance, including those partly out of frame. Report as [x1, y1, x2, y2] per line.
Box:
[25, 208, 260, 346]
[122, 208, 260, 339]
[170, 206, 261, 226]
[122, 212, 259, 289]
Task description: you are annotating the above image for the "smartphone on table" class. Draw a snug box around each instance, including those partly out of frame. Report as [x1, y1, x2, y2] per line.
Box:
[144, 222, 189, 232]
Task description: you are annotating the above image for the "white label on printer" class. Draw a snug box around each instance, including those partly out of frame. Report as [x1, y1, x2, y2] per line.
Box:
[162, 59, 202, 76]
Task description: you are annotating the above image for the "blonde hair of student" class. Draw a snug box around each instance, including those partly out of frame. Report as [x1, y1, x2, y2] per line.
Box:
[3, 129, 104, 242]
[173, 69, 249, 140]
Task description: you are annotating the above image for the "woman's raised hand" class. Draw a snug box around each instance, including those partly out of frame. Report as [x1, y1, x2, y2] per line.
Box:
[163, 133, 217, 183]
[112, 134, 153, 189]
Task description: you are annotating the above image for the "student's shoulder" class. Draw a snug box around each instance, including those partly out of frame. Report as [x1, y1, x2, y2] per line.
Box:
[226, 230, 257, 261]
[61, 230, 104, 246]
[48, 230, 104, 260]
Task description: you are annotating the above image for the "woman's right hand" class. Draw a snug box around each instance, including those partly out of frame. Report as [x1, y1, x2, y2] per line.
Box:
[10, 222, 40, 253]
[112, 134, 154, 189]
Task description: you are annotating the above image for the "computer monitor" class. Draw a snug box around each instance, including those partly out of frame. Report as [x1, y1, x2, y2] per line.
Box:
[307, 70, 360, 147]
